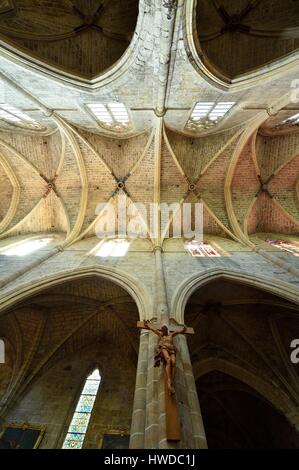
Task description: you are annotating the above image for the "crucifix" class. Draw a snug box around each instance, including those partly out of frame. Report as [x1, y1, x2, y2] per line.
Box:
[137, 320, 194, 442]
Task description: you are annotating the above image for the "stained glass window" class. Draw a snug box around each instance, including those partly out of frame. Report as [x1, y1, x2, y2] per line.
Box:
[185, 240, 221, 257]
[266, 239, 299, 257]
[62, 369, 101, 449]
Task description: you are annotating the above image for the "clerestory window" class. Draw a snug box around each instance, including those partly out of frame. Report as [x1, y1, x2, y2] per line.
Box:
[0, 104, 42, 130]
[86, 103, 132, 133]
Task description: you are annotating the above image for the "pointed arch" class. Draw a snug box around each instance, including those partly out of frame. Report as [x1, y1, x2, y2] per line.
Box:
[0, 265, 151, 321]
[172, 268, 299, 324]
[194, 358, 299, 433]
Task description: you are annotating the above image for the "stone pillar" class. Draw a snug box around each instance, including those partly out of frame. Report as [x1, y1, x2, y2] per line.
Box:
[144, 331, 160, 448]
[154, 247, 171, 448]
[176, 335, 207, 448]
[131, 247, 207, 448]
[131, 247, 169, 449]
[175, 344, 196, 448]
[154, 246, 169, 324]
[130, 330, 149, 449]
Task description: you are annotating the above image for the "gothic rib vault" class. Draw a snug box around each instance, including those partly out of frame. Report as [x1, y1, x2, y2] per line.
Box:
[0, 0, 298, 248]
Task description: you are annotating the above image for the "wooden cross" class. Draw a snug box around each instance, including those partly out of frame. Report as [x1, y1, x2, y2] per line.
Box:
[137, 321, 194, 442]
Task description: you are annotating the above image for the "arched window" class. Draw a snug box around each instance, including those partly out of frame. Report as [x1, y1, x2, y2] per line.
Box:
[0, 238, 52, 257]
[62, 369, 101, 449]
[0, 104, 43, 130]
[86, 103, 132, 133]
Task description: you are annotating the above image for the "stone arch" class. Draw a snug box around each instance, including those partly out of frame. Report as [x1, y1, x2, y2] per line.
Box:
[172, 268, 299, 324]
[184, 0, 299, 90]
[175, 269, 299, 447]
[0, 265, 152, 321]
[0, 268, 144, 448]
[194, 359, 299, 448]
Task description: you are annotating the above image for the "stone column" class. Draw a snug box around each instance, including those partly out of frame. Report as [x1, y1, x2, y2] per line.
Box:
[131, 246, 207, 448]
[144, 331, 160, 448]
[155, 246, 175, 448]
[131, 246, 170, 449]
[130, 330, 149, 449]
[174, 343, 196, 448]
[176, 335, 207, 448]
[154, 246, 169, 324]
[147, 246, 169, 448]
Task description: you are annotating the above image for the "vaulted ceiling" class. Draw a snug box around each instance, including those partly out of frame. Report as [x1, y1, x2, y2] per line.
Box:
[0, 0, 298, 247]
[0, 122, 298, 246]
[0, 0, 139, 77]
[197, 0, 299, 77]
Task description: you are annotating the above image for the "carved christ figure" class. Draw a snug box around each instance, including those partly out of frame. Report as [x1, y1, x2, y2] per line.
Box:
[144, 320, 187, 395]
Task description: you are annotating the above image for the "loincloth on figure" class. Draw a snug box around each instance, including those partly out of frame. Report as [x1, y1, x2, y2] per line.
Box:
[154, 342, 176, 368]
